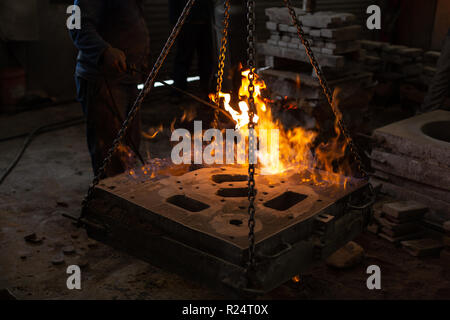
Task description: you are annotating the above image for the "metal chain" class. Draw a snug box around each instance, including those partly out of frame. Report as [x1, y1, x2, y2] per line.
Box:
[78, 0, 197, 223]
[283, 0, 369, 179]
[213, 0, 231, 127]
[246, 0, 257, 272]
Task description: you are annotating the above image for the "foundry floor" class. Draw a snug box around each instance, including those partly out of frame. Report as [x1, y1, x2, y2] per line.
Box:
[0, 99, 449, 300]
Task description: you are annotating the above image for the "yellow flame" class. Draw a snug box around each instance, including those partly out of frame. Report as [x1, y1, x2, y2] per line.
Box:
[210, 68, 351, 187]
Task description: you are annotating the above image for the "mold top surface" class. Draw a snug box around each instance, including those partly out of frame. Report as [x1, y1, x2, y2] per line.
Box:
[97, 166, 366, 249]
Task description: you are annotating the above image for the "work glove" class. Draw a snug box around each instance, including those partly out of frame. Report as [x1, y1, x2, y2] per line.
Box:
[102, 47, 127, 74]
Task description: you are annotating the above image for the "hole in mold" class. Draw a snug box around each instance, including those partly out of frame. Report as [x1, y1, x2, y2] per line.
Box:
[217, 187, 256, 197]
[229, 219, 243, 226]
[264, 191, 307, 211]
[212, 174, 248, 184]
[421, 121, 450, 143]
[166, 195, 210, 212]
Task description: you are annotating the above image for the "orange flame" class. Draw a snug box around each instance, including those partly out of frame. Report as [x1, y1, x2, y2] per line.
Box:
[210, 68, 351, 187]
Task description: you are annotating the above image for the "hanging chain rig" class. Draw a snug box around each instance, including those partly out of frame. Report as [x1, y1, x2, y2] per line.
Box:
[246, 0, 257, 274]
[213, 0, 231, 128]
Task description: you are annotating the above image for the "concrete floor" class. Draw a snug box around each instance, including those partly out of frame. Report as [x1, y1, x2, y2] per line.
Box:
[0, 101, 449, 300]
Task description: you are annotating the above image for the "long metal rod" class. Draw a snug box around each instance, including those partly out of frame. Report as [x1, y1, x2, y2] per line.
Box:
[128, 66, 236, 124]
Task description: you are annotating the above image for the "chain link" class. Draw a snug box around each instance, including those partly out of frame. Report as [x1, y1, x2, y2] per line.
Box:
[283, 0, 369, 179]
[246, 0, 257, 273]
[79, 0, 197, 224]
[213, 0, 231, 127]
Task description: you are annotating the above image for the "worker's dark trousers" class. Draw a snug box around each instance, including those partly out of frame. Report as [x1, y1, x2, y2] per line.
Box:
[75, 76, 141, 177]
[173, 23, 214, 96]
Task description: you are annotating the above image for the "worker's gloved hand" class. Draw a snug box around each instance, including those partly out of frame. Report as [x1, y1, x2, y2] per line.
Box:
[101, 47, 127, 74]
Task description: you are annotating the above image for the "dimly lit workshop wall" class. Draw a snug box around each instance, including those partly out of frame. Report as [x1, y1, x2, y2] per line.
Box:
[0, 0, 77, 101]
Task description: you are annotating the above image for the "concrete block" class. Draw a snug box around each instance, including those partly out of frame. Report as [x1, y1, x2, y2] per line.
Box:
[424, 51, 441, 64]
[398, 47, 423, 58]
[441, 248, 450, 262]
[359, 40, 388, 51]
[443, 235, 450, 247]
[301, 11, 356, 28]
[381, 53, 411, 65]
[320, 25, 361, 41]
[373, 168, 450, 204]
[383, 44, 408, 54]
[382, 201, 428, 220]
[309, 29, 321, 37]
[365, 55, 382, 66]
[311, 47, 322, 55]
[265, 7, 305, 24]
[300, 25, 311, 34]
[270, 34, 280, 41]
[372, 110, 450, 169]
[278, 23, 289, 32]
[277, 40, 289, 48]
[379, 231, 422, 244]
[367, 223, 380, 234]
[267, 39, 278, 46]
[266, 21, 278, 31]
[287, 25, 297, 33]
[322, 41, 360, 55]
[423, 66, 437, 76]
[444, 221, 450, 233]
[281, 35, 291, 42]
[400, 63, 423, 76]
[287, 42, 299, 49]
[325, 241, 364, 269]
[375, 178, 450, 224]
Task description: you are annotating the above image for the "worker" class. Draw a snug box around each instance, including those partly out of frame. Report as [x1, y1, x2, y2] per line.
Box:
[70, 0, 149, 177]
[420, 28, 450, 113]
[169, 0, 214, 102]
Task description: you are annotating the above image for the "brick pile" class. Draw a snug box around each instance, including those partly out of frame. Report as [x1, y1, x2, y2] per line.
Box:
[369, 201, 426, 243]
[422, 51, 440, 84]
[258, 7, 372, 112]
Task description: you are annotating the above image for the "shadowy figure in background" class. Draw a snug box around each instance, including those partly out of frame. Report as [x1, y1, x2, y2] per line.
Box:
[420, 29, 450, 113]
[169, 0, 214, 101]
[70, 0, 150, 177]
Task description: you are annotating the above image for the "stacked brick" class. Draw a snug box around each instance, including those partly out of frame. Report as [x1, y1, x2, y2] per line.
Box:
[360, 40, 441, 86]
[258, 7, 372, 113]
[369, 201, 426, 243]
[261, 8, 363, 70]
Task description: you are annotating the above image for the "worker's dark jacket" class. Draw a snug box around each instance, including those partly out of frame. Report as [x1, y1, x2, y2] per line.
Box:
[70, 0, 149, 83]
